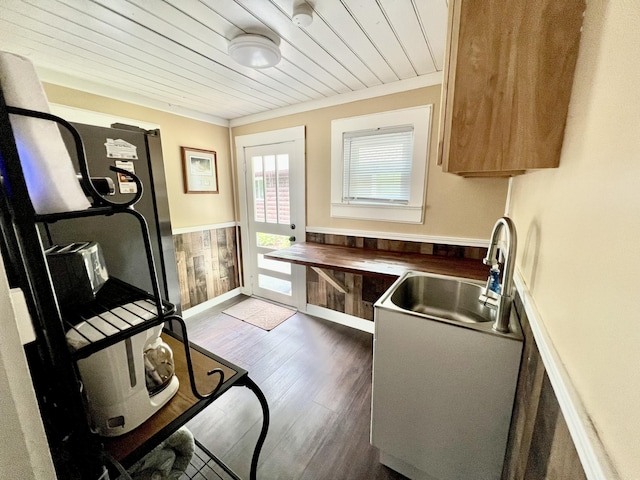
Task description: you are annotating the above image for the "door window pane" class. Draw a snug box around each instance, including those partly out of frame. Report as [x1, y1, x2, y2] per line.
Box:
[277, 154, 290, 224]
[252, 156, 265, 222]
[256, 232, 291, 249]
[253, 153, 291, 225]
[258, 274, 291, 296]
[258, 253, 291, 274]
[264, 155, 278, 224]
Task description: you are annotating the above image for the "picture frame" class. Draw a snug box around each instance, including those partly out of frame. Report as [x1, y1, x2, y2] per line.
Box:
[181, 147, 219, 194]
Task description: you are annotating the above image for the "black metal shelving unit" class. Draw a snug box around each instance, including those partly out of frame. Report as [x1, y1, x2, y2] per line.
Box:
[0, 89, 269, 480]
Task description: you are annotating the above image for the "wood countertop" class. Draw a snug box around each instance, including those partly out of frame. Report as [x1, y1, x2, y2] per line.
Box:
[266, 242, 489, 282]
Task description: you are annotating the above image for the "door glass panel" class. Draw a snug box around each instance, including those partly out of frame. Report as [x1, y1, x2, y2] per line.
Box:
[253, 154, 290, 224]
[255, 231, 292, 294]
[256, 232, 291, 249]
[264, 155, 277, 224]
[252, 156, 265, 222]
[258, 274, 291, 296]
[277, 154, 290, 224]
[258, 253, 291, 274]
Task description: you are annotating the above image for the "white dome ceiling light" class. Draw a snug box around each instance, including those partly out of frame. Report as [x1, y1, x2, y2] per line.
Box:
[228, 34, 281, 69]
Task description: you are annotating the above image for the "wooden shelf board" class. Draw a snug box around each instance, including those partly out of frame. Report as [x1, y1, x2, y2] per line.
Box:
[266, 242, 488, 282]
[103, 333, 246, 466]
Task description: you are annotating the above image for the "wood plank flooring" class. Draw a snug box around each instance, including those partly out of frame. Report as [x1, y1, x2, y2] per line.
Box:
[184, 297, 407, 480]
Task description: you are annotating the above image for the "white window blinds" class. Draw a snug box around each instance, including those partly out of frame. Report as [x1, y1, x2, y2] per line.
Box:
[342, 125, 414, 204]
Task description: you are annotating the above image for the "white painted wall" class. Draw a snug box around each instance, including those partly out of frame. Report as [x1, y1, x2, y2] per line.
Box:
[509, 1, 640, 477]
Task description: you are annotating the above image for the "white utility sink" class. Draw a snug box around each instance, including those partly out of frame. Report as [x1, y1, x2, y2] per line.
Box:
[371, 271, 523, 480]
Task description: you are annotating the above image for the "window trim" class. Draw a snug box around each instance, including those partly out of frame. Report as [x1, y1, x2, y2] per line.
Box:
[330, 105, 432, 223]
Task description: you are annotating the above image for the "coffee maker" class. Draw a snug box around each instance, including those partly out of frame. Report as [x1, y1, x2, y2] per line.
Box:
[66, 305, 179, 437]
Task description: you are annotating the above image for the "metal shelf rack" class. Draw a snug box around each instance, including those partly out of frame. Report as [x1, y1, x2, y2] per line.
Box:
[0, 88, 269, 480]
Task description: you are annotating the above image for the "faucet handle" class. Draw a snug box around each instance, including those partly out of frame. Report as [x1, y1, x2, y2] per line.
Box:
[479, 290, 500, 309]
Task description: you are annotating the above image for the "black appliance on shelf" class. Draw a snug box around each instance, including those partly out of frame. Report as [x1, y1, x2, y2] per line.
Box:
[48, 122, 181, 314]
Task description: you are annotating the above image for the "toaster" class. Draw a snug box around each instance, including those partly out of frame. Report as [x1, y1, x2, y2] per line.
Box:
[45, 241, 109, 306]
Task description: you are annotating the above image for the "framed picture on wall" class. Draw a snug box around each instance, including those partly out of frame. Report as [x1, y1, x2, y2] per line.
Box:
[181, 147, 219, 194]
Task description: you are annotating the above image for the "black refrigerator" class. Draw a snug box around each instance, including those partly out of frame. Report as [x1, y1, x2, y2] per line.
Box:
[46, 122, 181, 313]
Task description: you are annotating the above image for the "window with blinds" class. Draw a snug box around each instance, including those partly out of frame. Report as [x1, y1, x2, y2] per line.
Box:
[342, 126, 414, 205]
[330, 105, 432, 223]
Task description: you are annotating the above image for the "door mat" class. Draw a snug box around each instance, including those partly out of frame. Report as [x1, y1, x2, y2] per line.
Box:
[222, 298, 296, 331]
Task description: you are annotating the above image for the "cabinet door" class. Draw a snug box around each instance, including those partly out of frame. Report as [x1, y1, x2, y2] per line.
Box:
[438, 0, 584, 176]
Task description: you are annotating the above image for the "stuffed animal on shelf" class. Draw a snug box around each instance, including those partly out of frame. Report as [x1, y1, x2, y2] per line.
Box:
[122, 427, 195, 480]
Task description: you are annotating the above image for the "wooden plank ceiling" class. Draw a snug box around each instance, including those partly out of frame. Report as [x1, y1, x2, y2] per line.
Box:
[0, 0, 448, 122]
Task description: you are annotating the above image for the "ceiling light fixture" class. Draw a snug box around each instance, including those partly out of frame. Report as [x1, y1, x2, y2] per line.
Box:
[228, 34, 281, 69]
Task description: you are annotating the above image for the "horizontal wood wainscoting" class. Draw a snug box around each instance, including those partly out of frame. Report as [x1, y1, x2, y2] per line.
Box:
[173, 226, 240, 310]
[502, 294, 587, 480]
[277, 233, 489, 321]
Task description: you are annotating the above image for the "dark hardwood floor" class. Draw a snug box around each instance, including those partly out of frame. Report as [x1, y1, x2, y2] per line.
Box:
[184, 297, 407, 480]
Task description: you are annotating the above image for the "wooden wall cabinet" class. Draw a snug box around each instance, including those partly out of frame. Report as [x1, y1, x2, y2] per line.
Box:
[438, 0, 585, 176]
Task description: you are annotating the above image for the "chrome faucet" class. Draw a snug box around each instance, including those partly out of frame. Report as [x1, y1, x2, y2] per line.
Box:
[479, 216, 517, 333]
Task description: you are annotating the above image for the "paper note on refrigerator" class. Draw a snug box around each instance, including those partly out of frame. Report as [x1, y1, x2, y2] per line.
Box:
[115, 160, 137, 194]
[105, 138, 138, 159]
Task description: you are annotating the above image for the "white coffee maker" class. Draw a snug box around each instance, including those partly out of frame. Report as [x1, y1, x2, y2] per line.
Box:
[66, 301, 179, 437]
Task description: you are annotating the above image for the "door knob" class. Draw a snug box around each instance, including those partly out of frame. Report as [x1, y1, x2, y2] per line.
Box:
[289, 236, 296, 242]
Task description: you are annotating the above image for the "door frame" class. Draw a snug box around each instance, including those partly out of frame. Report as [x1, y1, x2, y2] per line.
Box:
[235, 126, 306, 310]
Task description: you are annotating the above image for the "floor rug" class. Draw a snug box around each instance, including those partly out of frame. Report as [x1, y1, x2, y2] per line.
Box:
[222, 298, 296, 331]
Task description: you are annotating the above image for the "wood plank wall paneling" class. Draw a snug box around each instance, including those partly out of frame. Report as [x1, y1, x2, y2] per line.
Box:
[306, 232, 486, 259]
[502, 294, 587, 480]
[173, 226, 240, 310]
[305, 233, 487, 320]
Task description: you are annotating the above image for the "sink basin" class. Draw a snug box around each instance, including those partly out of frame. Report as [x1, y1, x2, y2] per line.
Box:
[390, 272, 494, 323]
[376, 271, 520, 336]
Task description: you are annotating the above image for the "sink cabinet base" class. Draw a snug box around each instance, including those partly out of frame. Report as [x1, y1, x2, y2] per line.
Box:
[371, 293, 523, 480]
[379, 451, 439, 480]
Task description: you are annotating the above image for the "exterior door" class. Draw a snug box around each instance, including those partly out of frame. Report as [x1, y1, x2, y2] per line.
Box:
[236, 127, 305, 309]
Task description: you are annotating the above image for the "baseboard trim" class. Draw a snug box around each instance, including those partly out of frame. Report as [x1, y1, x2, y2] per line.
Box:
[182, 288, 242, 319]
[514, 272, 618, 480]
[305, 304, 374, 334]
